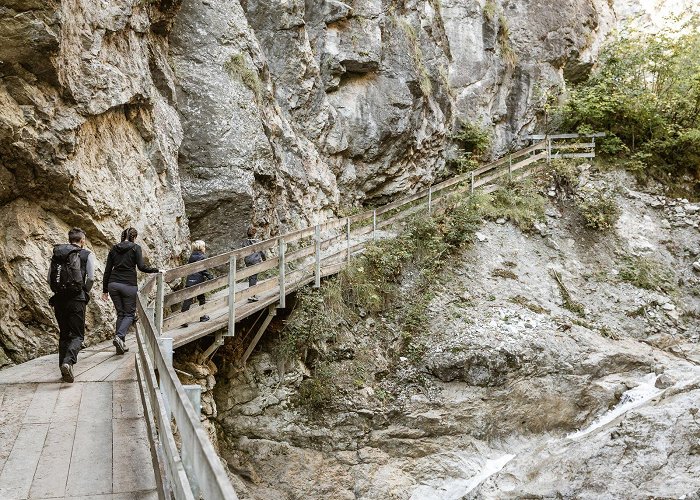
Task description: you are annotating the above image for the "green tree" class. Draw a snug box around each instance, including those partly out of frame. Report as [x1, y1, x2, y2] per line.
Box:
[560, 16, 700, 190]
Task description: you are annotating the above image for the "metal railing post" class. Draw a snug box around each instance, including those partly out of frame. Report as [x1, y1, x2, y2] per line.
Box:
[346, 218, 351, 263]
[372, 210, 377, 240]
[314, 224, 321, 288]
[226, 255, 236, 337]
[155, 272, 164, 336]
[547, 137, 552, 164]
[278, 238, 286, 308]
[428, 186, 432, 214]
[470, 171, 475, 195]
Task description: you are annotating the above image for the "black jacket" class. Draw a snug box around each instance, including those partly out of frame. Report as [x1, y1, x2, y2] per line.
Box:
[103, 241, 158, 292]
[243, 238, 266, 266]
[185, 251, 213, 285]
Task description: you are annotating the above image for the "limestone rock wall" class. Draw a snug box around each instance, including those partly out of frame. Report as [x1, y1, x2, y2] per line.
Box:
[0, 0, 189, 365]
[0, 0, 617, 364]
[171, 0, 615, 253]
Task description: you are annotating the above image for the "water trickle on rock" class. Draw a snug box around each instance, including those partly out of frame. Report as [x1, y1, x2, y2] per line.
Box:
[567, 373, 664, 440]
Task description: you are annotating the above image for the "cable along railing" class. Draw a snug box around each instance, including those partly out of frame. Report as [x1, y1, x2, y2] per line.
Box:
[133, 132, 601, 499]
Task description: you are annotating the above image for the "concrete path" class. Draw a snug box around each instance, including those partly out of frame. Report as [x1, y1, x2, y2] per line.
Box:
[0, 337, 157, 500]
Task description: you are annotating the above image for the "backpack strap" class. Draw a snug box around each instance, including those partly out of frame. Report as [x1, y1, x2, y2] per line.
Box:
[79, 249, 90, 280]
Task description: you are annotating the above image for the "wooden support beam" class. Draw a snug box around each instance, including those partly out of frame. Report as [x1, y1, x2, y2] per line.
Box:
[346, 218, 351, 263]
[372, 210, 377, 240]
[314, 224, 321, 288]
[155, 272, 164, 336]
[240, 305, 277, 366]
[226, 256, 236, 337]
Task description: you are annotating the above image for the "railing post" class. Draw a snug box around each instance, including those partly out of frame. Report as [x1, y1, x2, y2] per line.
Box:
[346, 218, 351, 263]
[372, 210, 377, 240]
[508, 154, 512, 180]
[183, 384, 202, 415]
[314, 224, 321, 288]
[278, 237, 286, 308]
[428, 186, 432, 215]
[226, 255, 236, 337]
[155, 272, 164, 336]
[547, 137, 552, 164]
[592, 136, 596, 158]
[470, 171, 475, 195]
[181, 383, 202, 498]
[157, 336, 173, 418]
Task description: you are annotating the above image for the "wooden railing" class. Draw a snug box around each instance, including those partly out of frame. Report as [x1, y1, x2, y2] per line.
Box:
[153, 140, 554, 335]
[133, 132, 600, 498]
[135, 276, 239, 500]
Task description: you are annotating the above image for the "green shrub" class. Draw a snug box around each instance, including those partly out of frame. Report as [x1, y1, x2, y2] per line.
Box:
[223, 53, 263, 101]
[619, 256, 676, 292]
[295, 362, 337, 415]
[559, 16, 700, 191]
[480, 181, 546, 231]
[550, 159, 580, 192]
[452, 120, 492, 159]
[576, 188, 621, 230]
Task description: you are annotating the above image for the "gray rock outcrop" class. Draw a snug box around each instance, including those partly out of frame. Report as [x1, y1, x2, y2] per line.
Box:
[171, 0, 615, 252]
[0, 0, 189, 364]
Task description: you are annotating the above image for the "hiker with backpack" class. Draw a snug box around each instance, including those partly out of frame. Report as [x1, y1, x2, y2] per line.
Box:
[243, 225, 266, 302]
[102, 227, 160, 354]
[48, 227, 95, 383]
[180, 240, 214, 328]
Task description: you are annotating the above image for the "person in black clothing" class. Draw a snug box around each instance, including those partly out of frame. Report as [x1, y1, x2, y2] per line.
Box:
[48, 228, 96, 383]
[180, 240, 213, 328]
[243, 225, 266, 302]
[102, 227, 160, 354]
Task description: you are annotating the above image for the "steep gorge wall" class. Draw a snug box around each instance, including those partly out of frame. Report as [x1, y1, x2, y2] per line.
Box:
[172, 0, 615, 253]
[0, 0, 615, 364]
[0, 0, 189, 364]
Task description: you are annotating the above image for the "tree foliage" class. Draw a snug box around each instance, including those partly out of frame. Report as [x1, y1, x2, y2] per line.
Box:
[560, 17, 700, 189]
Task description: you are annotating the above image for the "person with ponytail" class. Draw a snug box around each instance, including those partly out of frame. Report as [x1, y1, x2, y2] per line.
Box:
[102, 227, 160, 354]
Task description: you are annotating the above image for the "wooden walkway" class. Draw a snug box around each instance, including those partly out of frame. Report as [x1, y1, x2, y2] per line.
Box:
[0, 338, 157, 500]
[0, 134, 601, 500]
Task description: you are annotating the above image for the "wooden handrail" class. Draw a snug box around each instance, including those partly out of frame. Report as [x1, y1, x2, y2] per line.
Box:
[161, 135, 594, 326]
[135, 292, 239, 499]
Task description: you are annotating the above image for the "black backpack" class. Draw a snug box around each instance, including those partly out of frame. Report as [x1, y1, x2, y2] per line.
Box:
[243, 238, 263, 266]
[49, 245, 85, 296]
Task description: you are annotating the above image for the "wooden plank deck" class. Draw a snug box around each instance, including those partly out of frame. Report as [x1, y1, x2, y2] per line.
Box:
[0, 338, 157, 500]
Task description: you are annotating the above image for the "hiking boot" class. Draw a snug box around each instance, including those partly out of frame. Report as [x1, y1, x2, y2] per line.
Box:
[113, 336, 126, 355]
[200, 315, 210, 322]
[181, 323, 189, 328]
[248, 295, 259, 302]
[60, 363, 74, 383]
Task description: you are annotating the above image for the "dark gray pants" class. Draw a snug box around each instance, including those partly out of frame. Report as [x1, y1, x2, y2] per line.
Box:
[108, 282, 137, 340]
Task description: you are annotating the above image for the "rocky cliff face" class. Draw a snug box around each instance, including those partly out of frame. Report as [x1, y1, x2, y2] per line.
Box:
[209, 168, 700, 499]
[0, 0, 617, 365]
[171, 0, 615, 252]
[0, 0, 189, 365]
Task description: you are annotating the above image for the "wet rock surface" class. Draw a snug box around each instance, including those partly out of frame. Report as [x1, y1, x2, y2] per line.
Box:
[212, 170, 700, 499]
